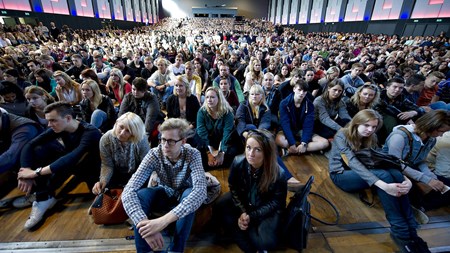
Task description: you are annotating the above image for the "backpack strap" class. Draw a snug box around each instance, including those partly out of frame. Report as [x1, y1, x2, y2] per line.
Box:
[308, 192, 340, 225]
[397, 126, 413, 162]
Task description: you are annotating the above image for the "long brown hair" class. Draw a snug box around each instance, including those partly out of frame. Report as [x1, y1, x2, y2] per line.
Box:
[342, 109, 383, 151]
[246, 129, 280, 193]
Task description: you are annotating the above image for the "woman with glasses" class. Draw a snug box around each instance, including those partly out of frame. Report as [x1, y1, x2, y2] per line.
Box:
[106, 68, 131, 106]
[53, 71, 82, 106]
[215, 129, 287, 253]
[79, 80, 116, 132]
[346, 83, 380, 117]
[329, 109, 430, 253]
[197, 86, 238, 170]
[92, 112, 149, 195]
[313, 79, 351, 139]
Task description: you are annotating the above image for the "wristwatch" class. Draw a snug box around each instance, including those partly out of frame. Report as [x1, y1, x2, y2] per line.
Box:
[35, 167, 43, 177]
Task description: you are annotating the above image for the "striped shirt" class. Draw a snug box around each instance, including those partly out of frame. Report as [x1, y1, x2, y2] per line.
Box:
[122, 144, 207, 225]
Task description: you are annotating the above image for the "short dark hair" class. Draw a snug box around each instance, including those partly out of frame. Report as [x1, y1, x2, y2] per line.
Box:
[386, 77, 405, 87]
[132, 77, 148, 92]
[405, 74, 425, 87]
[44, 101, 74, 118]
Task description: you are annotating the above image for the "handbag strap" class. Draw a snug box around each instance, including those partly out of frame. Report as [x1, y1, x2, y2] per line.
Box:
[307, 192, 340, 226]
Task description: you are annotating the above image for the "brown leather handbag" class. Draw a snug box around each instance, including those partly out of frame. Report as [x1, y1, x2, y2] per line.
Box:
[90, 188, 128, 225]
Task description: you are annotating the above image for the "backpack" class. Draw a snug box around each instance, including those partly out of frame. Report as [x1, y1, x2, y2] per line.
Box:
[284, 176, 340, 252]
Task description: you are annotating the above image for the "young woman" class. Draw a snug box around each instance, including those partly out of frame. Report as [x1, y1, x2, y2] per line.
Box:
[276, 80, 329, 155]
[33, 68, 57, 95]
[79, 80, 116, 132]
[236, 84, 271, 139]
[166, 75, 201, 144]
[329, 109, 430, 253]
[303, 68, 321, 97]
[313, 79, 351, 139]
[106, 67, 132, 106]
[197, 86, 237, 170]
[215, 129, 286, 253]
[346, 83, 380, 117]
[194, 57, 209, 94]
[243, 58, 263, 93]
[53, 71, 82, 106]
[80, 68, 107, 95]
[92, 112, 150, 195]
[274, 64, 290, 87]
[24, 86, 55, 128]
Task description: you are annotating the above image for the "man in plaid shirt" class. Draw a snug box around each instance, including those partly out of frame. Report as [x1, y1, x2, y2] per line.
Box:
[122, 118, 207, 253]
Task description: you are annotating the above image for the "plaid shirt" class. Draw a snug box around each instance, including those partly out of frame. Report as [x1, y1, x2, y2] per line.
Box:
[122, 144, 207, 225]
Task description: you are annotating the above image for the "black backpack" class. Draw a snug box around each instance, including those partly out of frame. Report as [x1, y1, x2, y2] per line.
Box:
[284, 176, 340, 252]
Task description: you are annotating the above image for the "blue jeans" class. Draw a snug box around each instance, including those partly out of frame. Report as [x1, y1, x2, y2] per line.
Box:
[330, 169, 418, 240]
[134, 187, 195, 253]
[90, 109, 107, 129]
[151, 86, 173, 104]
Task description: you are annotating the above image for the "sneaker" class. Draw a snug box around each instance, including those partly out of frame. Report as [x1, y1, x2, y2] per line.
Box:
[24, 197, 57, 230]
[12, 193, 36, 209]
[390, 233, 419, 253]
[280, 148, 289, 157]
[411, 206, 429, 224]
[412, 236, 431, 253]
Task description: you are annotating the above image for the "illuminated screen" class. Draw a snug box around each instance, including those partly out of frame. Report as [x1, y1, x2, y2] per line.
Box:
[310, 0, 326, 23]
[289, 0, 299, 24]
[97, 0, 111, 19]
[134, 0, 141, 22]
[275, 0, 282, 24]
[124, 0, 133, 21]
[298, 0, 311, 24]
[112, 0, 124, 20]
[270, 0, 276, 23]
[344, 0, 368, 21]
[41, 0, 69, 15]
[411, 0, 450, 18]
[0, 0, 31, 11]
[372, 0, 403, 20]
[75, 0, 94, 17]
[325, 0, 344, 22]
[281, 0, 289, 24]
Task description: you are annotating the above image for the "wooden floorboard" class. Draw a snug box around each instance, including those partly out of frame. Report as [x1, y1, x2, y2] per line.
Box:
[0, 153, 449, 252]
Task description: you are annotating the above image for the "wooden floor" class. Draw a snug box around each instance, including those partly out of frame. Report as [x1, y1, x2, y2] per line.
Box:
[0, 153, 449, 252]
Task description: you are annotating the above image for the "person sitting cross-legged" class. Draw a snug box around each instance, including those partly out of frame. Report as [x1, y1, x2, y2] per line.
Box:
[122, 118, 207, 253]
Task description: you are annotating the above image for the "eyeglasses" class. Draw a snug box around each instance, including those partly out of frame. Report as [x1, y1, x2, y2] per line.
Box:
[160, 138, 182, 146]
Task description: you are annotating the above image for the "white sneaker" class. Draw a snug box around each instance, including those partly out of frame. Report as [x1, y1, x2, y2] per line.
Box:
[24, 197, 57, 230]
[12, 193, 36, 209]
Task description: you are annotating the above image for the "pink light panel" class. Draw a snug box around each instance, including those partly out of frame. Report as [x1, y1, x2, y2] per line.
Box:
[0, 0, 32, 11]
[429, 0, 444, 4]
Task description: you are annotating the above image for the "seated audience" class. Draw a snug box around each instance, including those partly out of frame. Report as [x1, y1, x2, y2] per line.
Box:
[24, 86, 55, 129]
[106, 68, 132, 106]
[197, 86, 238, 170]
[383, 110, 450, 211]
[346, 83, 380, 118]
[276, 80, 329, 155]
[431, 78, 450, 111]
[92, 112, 150, 195]
[33, 68, 57, 95]
[262, 72, 281, 128]
[79, 80, 116, 132]
[147, 57, 175, 110]
[122, 118, 207, 253]
[17, 102, 101, 229]
[119, 77, 164, 145]
[53, 71, 82, 106]
[0, 81, 27, 116]
[313, 79, 351, 139]
[212, 63, 245, 103]
[341, 62, 365, 97]
[215, 129, 287, 253]
[218, 76, 240, 112]
[328, 109, 431, 253]
[427, 131, 450, 186]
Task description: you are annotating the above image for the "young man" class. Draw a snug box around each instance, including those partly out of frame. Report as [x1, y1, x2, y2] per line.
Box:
[340, 62, 365, 97]
[122, 118, 207, 253]
[212, 63, 245, 103]
[17, 102, 101, 230]
[65, 54, 88, 83]
[417, 71, 445, 107]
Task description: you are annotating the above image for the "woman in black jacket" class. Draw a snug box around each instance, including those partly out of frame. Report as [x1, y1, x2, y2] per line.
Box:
[215, 129, 287, 253]
[166, 75, 201, 146]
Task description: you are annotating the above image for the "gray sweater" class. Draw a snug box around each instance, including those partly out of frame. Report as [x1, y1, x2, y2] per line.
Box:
[313, 96, 351, 131]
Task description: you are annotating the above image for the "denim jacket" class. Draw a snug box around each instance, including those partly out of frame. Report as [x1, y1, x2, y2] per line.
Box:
[383, 125, 437, 184]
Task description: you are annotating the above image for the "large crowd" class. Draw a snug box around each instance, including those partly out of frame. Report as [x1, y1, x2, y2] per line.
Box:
[1, 17, 450, 253]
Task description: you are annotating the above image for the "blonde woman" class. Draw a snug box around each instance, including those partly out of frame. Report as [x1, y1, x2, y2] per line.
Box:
[346, 83, 380, 117]
[243, 58, 264, 93]
[197, 86, 237, 170]
[92, 112, 149, 195]
[53, 70, 82, 105]
[80, 80, 116, 132]
[106, 67, 131, 105]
